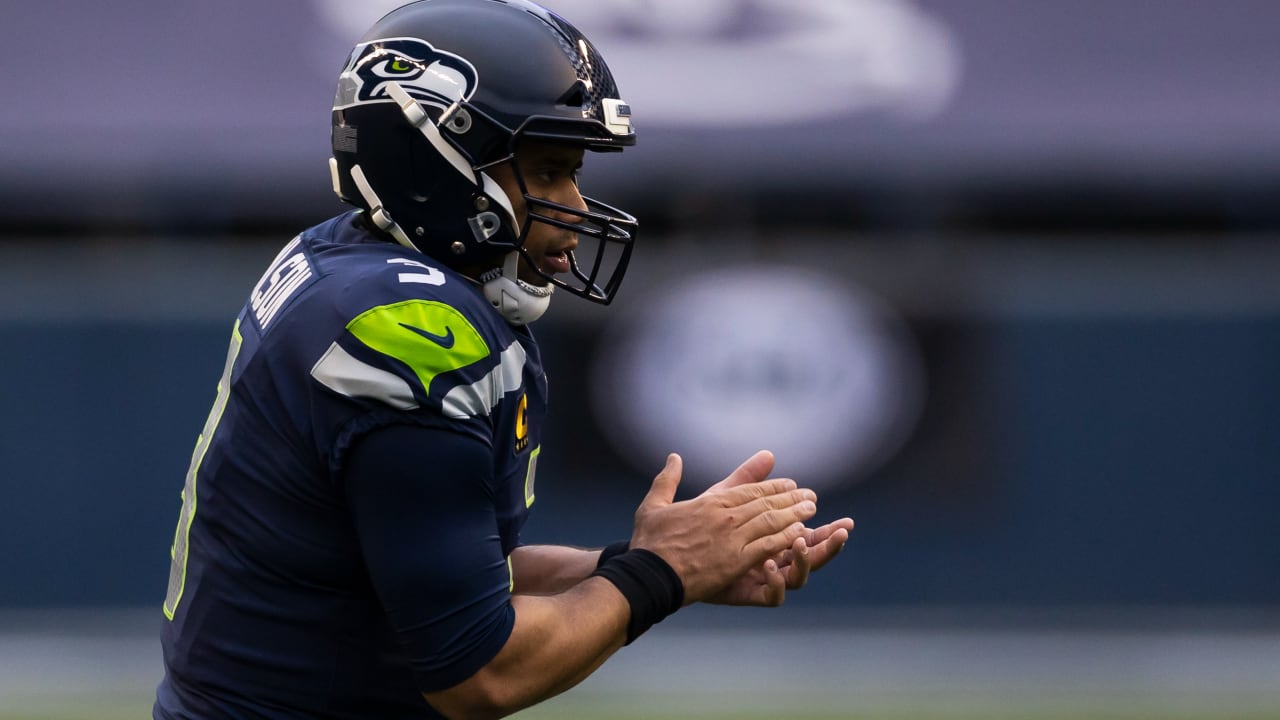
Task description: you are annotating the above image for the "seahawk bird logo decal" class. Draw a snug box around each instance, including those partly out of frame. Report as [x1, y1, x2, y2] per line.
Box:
[334, 37, 479, 111]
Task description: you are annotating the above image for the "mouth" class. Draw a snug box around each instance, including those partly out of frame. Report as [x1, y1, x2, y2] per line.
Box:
[540, 248, 572, 276]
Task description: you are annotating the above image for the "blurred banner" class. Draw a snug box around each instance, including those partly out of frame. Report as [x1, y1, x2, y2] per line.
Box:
[2, 0, 1277, 614]
[2, 0, 1279, 224]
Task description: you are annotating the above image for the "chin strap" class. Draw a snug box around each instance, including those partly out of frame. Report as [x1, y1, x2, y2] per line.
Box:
[481, 251, 554, 326]
[346, 162, 418, 251]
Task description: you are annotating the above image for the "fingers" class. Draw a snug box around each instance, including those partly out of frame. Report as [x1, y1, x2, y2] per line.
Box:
[727, 449, 775, 486]
[639, 453, 683, 509]
[739, 559, 787, 607]
[761, 558, 785, 606]
[731, 486, 815, 511]
[633, 449, 853, 606]
[709, 559, 788, 607]
[705, 449, 775, 492]
[804, 517, 856, 547]
[734, 493, 818, 539]
[741, 520, 812, 563]
[722, 486, 820, 568]
[801, 519, 854, 573]
[712, 476, 801, 507]
[784, 536, 811, 590]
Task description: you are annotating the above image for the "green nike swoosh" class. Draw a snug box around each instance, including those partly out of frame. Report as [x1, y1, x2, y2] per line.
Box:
[399, 322, 456, 349]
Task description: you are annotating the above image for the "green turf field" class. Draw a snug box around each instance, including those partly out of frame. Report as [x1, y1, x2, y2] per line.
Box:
[4, 610, 1277, 720]
[4, 693, 1280, 720]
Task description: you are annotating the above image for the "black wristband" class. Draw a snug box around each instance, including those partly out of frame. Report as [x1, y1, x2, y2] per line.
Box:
[590, 549, 684, 645]
[595, 540, 631, 569]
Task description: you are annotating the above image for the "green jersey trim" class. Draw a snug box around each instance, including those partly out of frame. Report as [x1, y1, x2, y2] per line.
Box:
[346, 300, 490, 397]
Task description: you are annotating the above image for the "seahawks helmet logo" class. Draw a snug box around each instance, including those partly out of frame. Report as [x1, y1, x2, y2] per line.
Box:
[334, 38, 479, 111]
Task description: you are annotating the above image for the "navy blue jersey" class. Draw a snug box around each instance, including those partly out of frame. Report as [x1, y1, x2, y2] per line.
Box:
[155, 212, 546, 719]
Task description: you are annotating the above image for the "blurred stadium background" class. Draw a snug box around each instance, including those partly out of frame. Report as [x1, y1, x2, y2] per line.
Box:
[1, 0, 1278, 717]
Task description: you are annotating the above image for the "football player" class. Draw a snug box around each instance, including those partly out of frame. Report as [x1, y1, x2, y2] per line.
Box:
[154, 1, 854, 718]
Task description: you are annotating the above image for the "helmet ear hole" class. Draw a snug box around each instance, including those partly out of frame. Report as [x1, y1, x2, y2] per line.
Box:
[445, 108, 473, 134]
[469, 211, 502, 242]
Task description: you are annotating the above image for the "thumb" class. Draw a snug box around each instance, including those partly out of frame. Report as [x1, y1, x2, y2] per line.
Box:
[708, 449, 775, 492]
[640, 453, 683, 508]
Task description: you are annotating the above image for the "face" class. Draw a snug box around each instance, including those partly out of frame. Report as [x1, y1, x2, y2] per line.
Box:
[487, 141, 588, 286]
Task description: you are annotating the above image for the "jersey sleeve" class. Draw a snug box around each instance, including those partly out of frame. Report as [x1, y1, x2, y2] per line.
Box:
[312, 298, 491, 414]
[342, 422, 515, 693]
[308, 294, 522, 472]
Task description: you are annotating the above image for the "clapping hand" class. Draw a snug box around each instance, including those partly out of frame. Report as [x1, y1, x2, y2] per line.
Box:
[704, 451, 854, 607]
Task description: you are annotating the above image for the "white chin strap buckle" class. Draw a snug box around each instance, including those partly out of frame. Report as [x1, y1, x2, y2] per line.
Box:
[482, 252, 553, 325]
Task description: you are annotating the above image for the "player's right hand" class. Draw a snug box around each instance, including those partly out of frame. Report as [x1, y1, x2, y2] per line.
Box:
[628, 451, 818, 604]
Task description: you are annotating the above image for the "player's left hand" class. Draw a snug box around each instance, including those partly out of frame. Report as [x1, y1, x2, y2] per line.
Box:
[703, 462, 854, 607]
[706, 518, 853, 606]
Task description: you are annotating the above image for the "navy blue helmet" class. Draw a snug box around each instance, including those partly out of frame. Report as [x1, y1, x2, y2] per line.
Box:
[330, 0, 638, 310]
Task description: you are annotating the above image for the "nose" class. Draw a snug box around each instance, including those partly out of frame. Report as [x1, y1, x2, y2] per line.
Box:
[551, 178, 588, 217]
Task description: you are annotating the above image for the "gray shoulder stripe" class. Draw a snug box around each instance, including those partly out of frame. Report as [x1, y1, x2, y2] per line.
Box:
[441, 341, 527, 419]
[311, 341, 419, 411]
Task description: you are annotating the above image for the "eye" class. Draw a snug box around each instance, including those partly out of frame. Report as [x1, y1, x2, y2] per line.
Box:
[547, 168, 582, 183]
[389, 59, 413, 73]
[528, 168, 558, 184]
